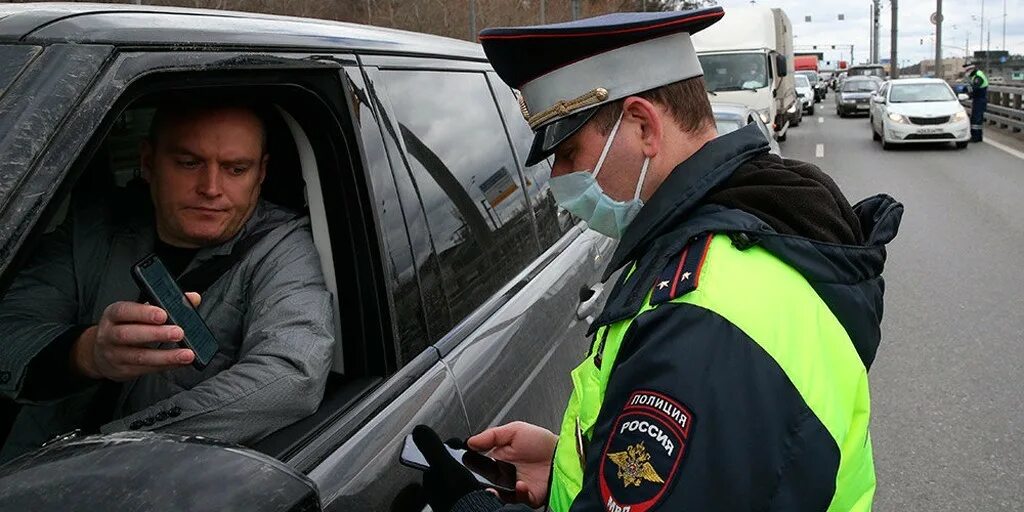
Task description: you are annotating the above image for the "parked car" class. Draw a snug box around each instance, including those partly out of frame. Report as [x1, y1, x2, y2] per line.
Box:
[836, 76, 882, 117]
[0, 4, 616, 511]
[795, 74, 815, 115]
[869, 78, 970, 150]
[711, 102, 783, 155]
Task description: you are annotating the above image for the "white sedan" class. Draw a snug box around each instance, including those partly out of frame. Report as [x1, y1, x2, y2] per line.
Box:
[869, 78, 970, 150]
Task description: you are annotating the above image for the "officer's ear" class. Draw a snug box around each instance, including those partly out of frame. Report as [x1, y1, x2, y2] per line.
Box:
[622, 96, 662, 160]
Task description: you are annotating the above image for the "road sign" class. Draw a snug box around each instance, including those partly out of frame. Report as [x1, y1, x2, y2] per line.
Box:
[930, 12, 943, 25]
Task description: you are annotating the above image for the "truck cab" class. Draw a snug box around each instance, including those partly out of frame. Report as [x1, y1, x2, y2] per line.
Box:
[692, 6, 797, 141]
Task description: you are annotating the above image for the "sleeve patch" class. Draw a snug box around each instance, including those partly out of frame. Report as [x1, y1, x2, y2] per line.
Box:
[599, 390, 695, 512]
[650, 233, 713, 306]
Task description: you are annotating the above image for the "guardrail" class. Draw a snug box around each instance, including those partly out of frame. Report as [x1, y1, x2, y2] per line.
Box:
[962, 85, 1024, 133]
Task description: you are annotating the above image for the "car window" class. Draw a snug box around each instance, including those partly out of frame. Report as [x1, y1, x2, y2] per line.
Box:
[344, 67, 429, 364]
[714, 117, 744, 135]
[842, 80, 878, 92]
[0, 45, 41, 98]
[489, 73, 574, 248]
[795, 75, 811, 88]
[889, 83, 956, 103]
[380, 69, 542, 343]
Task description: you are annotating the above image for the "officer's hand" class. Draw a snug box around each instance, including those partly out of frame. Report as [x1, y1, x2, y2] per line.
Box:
[412, 425, 483, 512]
[468, 421, 558, 508]
[71, 293, 201, 382]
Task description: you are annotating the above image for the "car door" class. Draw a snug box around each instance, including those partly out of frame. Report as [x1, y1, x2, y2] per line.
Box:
[302, 63, 472, 512]
[361, 54, 614, 437]
[0, 43, 471, 511]
[870, 83, 884, 131]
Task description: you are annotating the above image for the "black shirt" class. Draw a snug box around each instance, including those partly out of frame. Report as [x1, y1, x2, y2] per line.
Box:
[155, 238, 199, 278]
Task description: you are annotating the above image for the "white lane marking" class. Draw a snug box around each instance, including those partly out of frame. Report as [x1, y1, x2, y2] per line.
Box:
[818, 116, 824, 123]
[815, 143, 825, 158]
[983, 139, 1024, 161]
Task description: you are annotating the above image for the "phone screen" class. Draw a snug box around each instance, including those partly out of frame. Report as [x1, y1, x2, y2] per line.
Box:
[400, 435, 517, 492]
[133, 255, 218, 368]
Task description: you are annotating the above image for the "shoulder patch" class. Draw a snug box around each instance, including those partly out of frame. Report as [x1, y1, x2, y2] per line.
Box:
[599, 390, 695, 512]
[650, 232, 713, 305]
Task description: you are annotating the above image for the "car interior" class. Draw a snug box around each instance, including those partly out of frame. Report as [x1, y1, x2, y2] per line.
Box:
[6, 79, 395, 466]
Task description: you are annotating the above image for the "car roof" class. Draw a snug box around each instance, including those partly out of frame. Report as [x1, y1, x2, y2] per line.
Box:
[887, 78, 949, 85]
[0, 3, 484, 60]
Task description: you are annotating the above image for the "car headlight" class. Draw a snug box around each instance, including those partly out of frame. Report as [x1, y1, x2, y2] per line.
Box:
[757, 109, 771, 124]
[787, 103, 797, 113]
[952, 111, 968, 122]
[887, 112, 909, 124]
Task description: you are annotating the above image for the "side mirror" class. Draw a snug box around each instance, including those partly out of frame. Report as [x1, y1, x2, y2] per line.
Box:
[957, 93, 969, 101]
[872, 95, 884, 103]
[775, 54, 788, 77]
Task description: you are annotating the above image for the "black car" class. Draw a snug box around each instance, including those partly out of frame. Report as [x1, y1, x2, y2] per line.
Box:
[0, 4, 615, 510]
[835, 76, 883, 117]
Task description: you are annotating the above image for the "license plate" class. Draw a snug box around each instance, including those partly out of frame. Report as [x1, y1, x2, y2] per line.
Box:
[918, 128, 942, 134]
[856, 104, 869, 110]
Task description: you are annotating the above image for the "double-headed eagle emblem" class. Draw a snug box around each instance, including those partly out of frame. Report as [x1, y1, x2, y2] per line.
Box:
[607, 442, 665, 487]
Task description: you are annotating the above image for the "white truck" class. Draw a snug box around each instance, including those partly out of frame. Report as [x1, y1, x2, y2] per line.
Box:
[692, 6, 799, 140]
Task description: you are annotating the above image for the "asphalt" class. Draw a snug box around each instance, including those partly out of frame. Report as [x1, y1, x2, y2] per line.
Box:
[780, 99, 1024, 510]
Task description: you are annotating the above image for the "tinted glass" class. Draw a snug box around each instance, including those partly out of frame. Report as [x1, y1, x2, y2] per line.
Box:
[345, 67, 429, 364]
[0, 45, 41, 99]
[889, 83, 955, 103]
[489, 73, 574, 249]
[380, 70, 541, 339]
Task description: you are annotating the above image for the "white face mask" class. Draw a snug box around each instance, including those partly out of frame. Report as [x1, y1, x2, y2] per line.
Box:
[548, 112, 651, 239]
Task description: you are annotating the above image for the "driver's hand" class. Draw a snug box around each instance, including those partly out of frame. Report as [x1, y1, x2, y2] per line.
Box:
[468, 421, 558, 508]
[72, 293, 201, 382]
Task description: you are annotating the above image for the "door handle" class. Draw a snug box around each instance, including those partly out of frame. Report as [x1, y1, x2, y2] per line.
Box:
[576, 283, 605, 321]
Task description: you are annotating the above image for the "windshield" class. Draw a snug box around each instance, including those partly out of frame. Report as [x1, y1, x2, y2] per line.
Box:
[795, 75, 811, 88]
[889, 83, 955, 103]
[699, 53, 769, 92]
[842, 80, 878, 93]
[848, 66, 885, 77]
[714, 118, 744, 135]
[797, 72, 818, 84]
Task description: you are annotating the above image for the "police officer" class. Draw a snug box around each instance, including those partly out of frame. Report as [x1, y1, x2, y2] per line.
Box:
[411, 8, 903, 512]
[964, 63, 989, 142]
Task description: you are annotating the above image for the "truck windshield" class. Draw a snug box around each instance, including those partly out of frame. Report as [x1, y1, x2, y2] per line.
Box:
[699, 53, 769, 92]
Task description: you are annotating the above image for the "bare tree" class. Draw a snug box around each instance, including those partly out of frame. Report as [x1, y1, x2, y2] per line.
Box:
[5, 0, 717, 41]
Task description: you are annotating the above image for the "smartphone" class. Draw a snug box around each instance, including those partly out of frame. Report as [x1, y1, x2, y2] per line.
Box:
[399, 434, 517, 493]
[131, 254, 219, 370]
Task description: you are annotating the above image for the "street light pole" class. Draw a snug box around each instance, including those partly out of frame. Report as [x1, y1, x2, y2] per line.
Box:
[935, 0, 943, 79]
[890, 0, 898, 78]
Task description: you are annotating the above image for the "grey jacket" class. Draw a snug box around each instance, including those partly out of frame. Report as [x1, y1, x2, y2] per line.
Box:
[0, 193, 334, 460]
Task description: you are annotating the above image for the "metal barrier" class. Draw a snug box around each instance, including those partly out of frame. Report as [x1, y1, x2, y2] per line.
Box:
[962, 85, 1024, 133]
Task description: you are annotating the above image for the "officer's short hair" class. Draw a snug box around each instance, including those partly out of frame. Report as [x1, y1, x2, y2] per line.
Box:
[590, 76, 715, 136]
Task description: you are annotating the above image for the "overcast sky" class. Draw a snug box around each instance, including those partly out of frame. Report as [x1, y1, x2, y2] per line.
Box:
[716, 0, 1024, 68]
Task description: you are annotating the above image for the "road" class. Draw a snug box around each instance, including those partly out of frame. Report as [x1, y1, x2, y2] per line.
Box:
[780, 100, 1024, 510]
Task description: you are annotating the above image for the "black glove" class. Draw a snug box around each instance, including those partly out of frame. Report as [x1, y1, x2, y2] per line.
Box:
[412, 425, 483, 511]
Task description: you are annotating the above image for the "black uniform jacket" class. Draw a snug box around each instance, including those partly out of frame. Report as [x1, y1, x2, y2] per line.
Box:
[453, 124, 904, 512]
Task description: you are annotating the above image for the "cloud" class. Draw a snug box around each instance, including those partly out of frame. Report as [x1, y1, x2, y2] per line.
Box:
[717, 0, 1024, 67]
